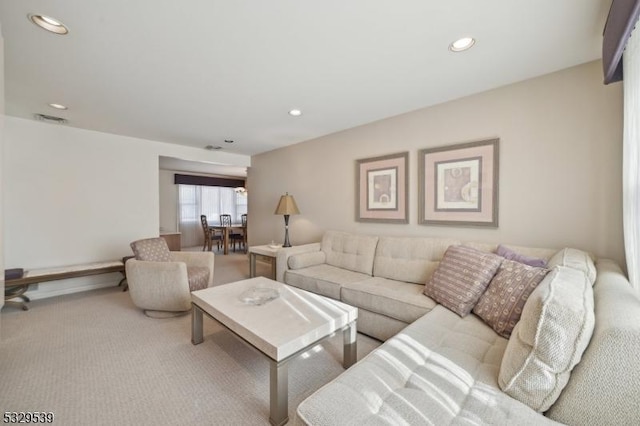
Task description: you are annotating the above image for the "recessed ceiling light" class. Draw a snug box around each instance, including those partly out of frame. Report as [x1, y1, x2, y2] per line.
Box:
[28, 14, 69, 35]
[48, 103, 68, 110]
[288, 109, 302, 117]
[449, 37, 475, 52]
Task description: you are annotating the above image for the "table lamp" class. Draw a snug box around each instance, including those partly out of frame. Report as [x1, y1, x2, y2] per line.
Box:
[274, 192, 300, 247]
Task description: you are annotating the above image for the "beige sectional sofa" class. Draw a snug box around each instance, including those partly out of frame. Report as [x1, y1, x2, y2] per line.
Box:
[273, 230, 640, 425]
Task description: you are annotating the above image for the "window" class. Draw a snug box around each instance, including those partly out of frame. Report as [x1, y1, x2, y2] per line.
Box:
[178, 185, 247, 247]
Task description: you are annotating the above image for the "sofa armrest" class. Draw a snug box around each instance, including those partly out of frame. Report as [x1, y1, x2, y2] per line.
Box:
[275, 243, 322, 282]
[170, 251, 215, 287]
[546, 258, 640, 425]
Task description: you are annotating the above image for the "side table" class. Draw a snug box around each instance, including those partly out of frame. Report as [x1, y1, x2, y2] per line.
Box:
[248, 245, 281, 280]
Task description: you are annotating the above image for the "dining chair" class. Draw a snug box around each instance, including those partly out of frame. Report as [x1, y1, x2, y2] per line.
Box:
[200, 215, 222, 251]
[220, 214, 244, 252]
[241, 213, 248, 251]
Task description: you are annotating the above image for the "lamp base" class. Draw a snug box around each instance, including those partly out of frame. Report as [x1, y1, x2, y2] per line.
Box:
[283, 214, 292, 247]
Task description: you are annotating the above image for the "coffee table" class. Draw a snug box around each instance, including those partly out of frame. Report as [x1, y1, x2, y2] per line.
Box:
[191, 277, 358, 426]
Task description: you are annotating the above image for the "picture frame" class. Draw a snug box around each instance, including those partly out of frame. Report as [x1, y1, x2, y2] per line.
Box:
[419, 138, 499, 227]
[356, 152, 408, 223]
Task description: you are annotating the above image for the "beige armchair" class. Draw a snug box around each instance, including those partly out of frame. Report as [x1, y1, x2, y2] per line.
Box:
[126, 237, 214, 318]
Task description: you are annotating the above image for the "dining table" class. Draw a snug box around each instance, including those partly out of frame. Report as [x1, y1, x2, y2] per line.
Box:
[209, 224, 246, 255]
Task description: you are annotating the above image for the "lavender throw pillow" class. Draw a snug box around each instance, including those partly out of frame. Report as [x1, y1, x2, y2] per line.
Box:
[424, 245, 503, 317]
[496, 245, 547, 268]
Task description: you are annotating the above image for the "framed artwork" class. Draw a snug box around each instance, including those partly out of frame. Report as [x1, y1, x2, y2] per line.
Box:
[419, 138, 499, 227]
[356, 152, 408, 223]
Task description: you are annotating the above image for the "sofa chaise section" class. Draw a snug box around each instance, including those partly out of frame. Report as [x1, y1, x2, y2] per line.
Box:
[295, 304, 557, 425]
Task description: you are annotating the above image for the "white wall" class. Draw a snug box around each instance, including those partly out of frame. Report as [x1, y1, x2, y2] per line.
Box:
[249, 61, 626, 267]
[3, 117, 250, 299]
[159, 169, 177, 233]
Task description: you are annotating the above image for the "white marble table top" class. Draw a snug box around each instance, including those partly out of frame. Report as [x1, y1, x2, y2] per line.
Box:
[191, 277, 358, 361]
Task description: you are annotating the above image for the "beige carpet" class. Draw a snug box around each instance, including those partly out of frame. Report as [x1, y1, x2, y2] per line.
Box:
[0, 252, 380, 425]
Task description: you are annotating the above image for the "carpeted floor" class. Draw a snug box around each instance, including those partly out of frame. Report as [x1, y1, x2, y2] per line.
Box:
[0, 252, 380, 425]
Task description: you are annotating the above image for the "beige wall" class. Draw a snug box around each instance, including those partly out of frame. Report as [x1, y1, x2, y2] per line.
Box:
[249, 60, 625, 266]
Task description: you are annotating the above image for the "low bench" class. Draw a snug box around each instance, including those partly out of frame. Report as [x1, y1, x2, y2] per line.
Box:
[4, 260, 127, 310]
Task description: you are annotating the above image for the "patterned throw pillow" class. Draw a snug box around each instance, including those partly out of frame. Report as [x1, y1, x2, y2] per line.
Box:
[473, 259, 549, 338]
[130, 238, 171, 262]
[423, 245, 503, 317]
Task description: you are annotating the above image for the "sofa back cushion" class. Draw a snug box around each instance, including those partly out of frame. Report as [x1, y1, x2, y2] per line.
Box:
[321, 231, 378, 275]
[546, 259, 640, 424]
[373, 236, 460, 284]
[498, 265, 594, 412]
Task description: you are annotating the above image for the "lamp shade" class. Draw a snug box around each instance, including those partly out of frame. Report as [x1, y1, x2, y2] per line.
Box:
[274, 193, 300, 215]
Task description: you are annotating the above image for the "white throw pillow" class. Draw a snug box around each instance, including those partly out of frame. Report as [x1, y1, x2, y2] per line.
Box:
[288, 251, 326, 270]
[547, 247, 596, 285]
[498, 266, 595, 412]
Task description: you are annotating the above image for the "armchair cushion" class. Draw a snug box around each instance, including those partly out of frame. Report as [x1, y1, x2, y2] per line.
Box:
[170, 251, 215, 287]
[130, 237, 171, 262]
[187, 266, 210, 291]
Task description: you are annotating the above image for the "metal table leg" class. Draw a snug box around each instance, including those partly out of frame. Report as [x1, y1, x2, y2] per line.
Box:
[269, 359, 289, 426]
[343, 321, 357, 368]
[191, 304, 204, 345]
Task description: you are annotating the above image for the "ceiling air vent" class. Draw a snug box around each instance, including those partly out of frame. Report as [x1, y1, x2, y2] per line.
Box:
[34, 113, 68, 124]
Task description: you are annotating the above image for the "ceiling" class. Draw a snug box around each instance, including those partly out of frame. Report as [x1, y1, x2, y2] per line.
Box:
[1, 1, 610, 157]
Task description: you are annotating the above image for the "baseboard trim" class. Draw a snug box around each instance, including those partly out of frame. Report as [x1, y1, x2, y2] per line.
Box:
[22, 278, 120, 301]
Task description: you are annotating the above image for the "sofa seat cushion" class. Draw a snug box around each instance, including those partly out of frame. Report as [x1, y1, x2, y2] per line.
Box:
[296, 305, 555, 425]
[284, 264, 370, 300]
[341, 277, 436, 324]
